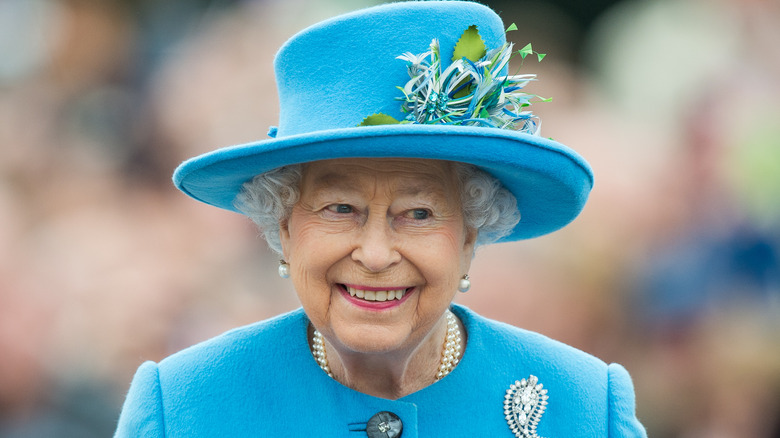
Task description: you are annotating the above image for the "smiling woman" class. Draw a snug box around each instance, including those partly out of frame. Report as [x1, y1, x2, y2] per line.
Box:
[277, 159, 474, 398]
[115, 2, 646, 437]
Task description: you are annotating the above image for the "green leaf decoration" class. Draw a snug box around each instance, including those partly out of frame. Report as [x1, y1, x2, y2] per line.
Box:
[518, 43, 533, 60]
[539, 96, 553, 103]
[537, 53, 547, 62]
[452, 25, 486, 62]
[506, 23, 518, 32]
[358, 113, 401, 126]
[452, 87, 471, 99]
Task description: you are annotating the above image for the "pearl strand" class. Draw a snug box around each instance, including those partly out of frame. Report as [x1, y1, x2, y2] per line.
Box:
[436, 310, 462, 380]
[311, 310, 462, 381]
[312, 326, 333, 378]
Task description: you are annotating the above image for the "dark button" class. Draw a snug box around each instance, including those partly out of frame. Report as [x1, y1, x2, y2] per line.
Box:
[366, 411, 403, 438]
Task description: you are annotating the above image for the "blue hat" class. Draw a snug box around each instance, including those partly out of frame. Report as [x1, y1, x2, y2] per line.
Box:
[173, 1, 593, 241]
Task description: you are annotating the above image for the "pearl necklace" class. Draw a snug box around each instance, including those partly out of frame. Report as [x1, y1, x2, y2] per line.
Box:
[311, 310, 462, 381]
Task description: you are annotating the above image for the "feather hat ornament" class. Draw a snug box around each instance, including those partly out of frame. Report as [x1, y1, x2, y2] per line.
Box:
[363, 25, 549, 133]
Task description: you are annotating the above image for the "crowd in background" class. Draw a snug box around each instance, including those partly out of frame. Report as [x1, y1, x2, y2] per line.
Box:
[1, 0, 778, 436]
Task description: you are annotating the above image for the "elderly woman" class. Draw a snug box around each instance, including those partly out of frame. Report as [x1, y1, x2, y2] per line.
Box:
[116, 2, 646, 437]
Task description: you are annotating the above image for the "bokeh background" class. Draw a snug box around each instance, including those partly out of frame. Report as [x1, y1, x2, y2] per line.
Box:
[2, 0, 779, 436]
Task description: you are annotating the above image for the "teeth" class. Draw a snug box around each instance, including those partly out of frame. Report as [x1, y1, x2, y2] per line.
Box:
[345, 286, 406, 302]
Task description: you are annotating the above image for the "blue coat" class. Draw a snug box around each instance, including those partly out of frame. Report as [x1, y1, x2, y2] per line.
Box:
[115, 305, 646, 437]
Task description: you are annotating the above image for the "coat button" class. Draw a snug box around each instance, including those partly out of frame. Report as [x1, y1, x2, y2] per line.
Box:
[366, 411, 403, 438]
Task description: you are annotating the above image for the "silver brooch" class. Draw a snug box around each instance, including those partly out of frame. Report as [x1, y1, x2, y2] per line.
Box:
[504, 375, 548, 438]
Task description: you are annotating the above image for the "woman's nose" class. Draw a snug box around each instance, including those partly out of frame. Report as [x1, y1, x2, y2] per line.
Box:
[351, 214, 401, 272]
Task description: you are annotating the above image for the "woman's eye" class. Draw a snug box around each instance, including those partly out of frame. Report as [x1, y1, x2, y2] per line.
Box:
[327, 204, 353, 214]
[406, 209, 431, 220]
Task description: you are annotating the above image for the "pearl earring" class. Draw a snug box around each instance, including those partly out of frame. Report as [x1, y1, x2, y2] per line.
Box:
[458, 274, 471, 293]
[278, 260, 290, 279]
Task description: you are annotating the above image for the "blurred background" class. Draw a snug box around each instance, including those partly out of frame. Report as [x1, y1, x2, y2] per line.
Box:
[1, 0, 778, 436]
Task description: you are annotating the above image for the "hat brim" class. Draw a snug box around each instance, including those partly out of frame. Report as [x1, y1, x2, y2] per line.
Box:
[173, 124, 593, 241]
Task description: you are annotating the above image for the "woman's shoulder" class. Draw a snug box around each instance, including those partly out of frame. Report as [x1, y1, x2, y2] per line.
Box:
[448, 305, 646, 437]
[453, 304, 608, 370]
[451, 304, 613, 411]
[157, 308, 308, 373]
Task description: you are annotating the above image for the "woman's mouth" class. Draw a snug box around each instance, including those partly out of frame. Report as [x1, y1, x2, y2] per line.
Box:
[343, 285, 408, 301]
[338, 284, 414, 308]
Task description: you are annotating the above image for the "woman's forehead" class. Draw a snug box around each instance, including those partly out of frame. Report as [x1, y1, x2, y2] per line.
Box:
[301, 158, 458, 195]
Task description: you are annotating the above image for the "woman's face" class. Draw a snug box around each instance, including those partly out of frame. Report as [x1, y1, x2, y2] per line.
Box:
[280, 158, 476, 357]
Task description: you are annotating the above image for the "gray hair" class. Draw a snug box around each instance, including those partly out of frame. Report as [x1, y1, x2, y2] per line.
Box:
[234, 162, 520, 255]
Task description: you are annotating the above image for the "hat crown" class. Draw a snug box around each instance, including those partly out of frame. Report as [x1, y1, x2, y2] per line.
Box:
[273, 1, 507, 138]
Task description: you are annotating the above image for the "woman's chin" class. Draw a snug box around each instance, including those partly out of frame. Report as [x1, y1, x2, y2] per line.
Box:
[333, 333, 408, 356]
[327, 320, 414, 356]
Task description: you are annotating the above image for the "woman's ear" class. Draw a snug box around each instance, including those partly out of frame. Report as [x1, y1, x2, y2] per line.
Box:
[462, 227, 478, 262]
[279, 219, 291, 260]
[464, 227, 477, 249]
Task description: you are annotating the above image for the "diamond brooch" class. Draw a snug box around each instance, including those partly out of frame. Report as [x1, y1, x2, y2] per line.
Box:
[504, 375, 548, 438]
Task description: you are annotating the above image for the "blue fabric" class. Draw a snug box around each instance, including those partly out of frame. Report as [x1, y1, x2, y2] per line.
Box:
[115, 305, 646, 437]
[172, 1, 594, 241]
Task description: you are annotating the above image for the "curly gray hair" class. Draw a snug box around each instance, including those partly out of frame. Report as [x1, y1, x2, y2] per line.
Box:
[234, 162, 520, 255]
